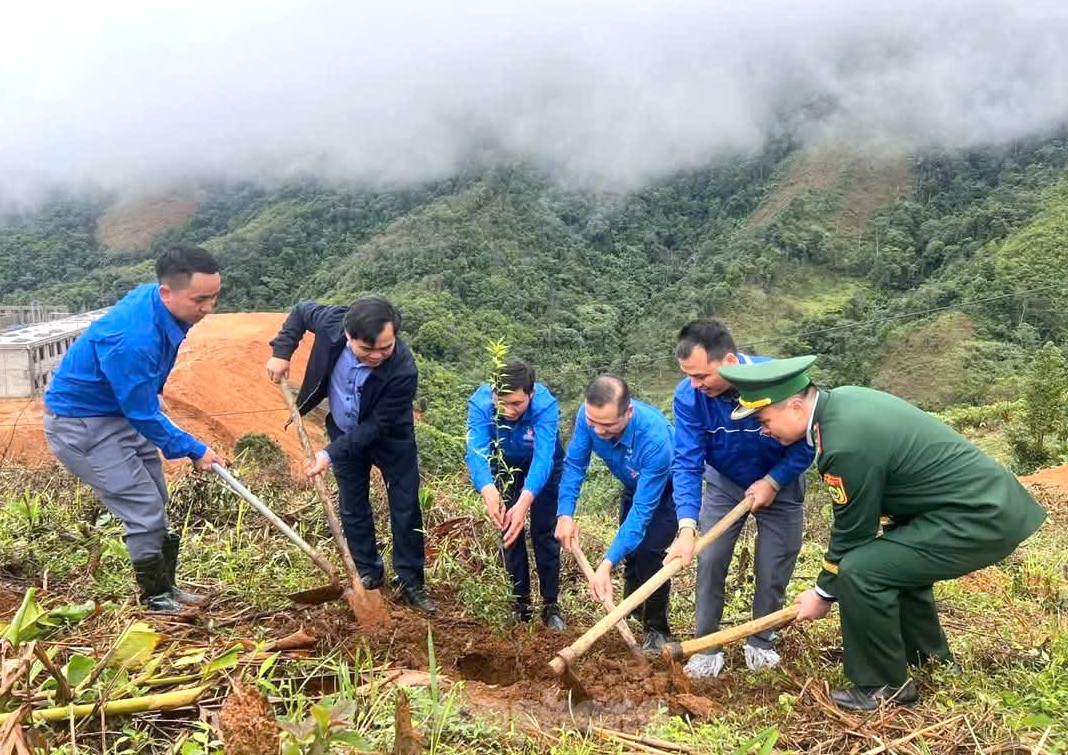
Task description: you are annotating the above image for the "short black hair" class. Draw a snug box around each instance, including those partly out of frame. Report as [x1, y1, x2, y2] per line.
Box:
[498, 358, 535, 395]
[675, 318, 736, 361]
[585, 375, 630, 416]
[155, 244, 220, 288]
[343, 296, 402, 343]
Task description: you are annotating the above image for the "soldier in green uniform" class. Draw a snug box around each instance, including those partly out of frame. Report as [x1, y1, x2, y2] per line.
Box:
[719, 355, 1047, 711]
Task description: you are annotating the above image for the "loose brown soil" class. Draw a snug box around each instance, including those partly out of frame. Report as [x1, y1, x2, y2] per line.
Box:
[219, 682, 280, 755]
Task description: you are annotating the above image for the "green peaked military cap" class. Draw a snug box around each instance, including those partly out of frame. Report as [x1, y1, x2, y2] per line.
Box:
[719, 355, 818, 420]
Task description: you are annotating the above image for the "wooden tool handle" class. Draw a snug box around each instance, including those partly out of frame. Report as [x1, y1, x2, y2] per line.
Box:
[550, 496, 753, 674]
[212, 463, 338, 581]
[663, 604, 800, 661]
[569, 542, 644, 659]
[279, 379, 371, 598]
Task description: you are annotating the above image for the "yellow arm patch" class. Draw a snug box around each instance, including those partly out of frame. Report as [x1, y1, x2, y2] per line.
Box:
[823, 473, 849, 505]
[822, 559, 839, 575]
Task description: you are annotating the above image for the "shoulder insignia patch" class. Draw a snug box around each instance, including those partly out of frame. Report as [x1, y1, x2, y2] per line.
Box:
[823, 473, 849, 505]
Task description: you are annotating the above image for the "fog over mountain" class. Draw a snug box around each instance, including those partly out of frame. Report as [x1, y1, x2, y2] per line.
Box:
[3, 0, 1068, 202]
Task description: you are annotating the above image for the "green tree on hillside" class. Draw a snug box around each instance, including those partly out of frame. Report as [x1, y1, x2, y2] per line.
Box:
[1007, 341, 1068, 472]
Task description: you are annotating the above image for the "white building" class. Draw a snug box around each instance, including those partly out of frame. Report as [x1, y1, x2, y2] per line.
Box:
[0, 309, 110, 397]
[0, 304, 70, 330]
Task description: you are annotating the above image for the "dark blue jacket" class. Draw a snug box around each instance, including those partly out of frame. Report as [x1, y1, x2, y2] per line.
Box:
[270, 302, 417, 460]
[672, 353, 813, 521]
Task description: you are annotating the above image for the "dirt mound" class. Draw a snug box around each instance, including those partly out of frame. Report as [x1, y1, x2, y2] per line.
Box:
[96, 193, 200, 250]
[0, 313, 324, 470]
[1021, 463, 1068, 491]
[1021, 463, 1068, 524]
[342, 606, 697, 731]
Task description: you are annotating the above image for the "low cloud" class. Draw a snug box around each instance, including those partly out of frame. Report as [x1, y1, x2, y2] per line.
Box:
[2, 0, 1067, 202]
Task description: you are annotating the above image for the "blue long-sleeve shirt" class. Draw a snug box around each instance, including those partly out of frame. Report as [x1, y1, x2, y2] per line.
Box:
[672, 353, 814, 522]
[558, 400, 674, 565]
[44, 283, 207, 460]
[465, 383, 559, 497]
[328, 347, 373, 433]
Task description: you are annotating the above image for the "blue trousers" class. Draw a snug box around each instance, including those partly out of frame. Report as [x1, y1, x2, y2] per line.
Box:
[327, 416, 425, 588]
[497, 452, 563, 605]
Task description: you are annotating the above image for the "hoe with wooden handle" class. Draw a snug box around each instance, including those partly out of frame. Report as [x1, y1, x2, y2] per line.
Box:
[661, 604, 800, 662]
[280, 378, 391, 628]
[549, 496, 753, 678]
[568, 541, 647, 664]
[212, 463, 341, 594]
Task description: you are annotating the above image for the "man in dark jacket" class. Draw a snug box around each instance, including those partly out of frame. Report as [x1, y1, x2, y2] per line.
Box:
[266, 296, 433, 613]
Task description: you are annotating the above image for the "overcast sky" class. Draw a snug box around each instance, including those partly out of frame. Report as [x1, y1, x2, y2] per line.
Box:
[2, 0, 1068, 202]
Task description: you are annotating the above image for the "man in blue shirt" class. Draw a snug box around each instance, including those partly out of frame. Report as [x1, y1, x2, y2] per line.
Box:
[667, 319, 813, 678]
[267, 296, 432, 614]
[466, 359, 565, 630]
[44, 245, 225, 613]
[555, 376, 677, 653]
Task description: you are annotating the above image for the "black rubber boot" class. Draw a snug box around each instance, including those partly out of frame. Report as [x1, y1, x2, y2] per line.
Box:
[162, 531, 209, 606]
[132, 554, 182, 613]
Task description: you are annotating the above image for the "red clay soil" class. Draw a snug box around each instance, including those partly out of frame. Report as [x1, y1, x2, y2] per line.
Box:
[316, 603, 697, 731]
[1021, 464, 1068, 524]
[1021, 463, 1068, 493]
[0, 313, 324, 469]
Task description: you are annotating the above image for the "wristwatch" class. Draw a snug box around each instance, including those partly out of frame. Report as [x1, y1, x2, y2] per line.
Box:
[677, 517, 698, 534]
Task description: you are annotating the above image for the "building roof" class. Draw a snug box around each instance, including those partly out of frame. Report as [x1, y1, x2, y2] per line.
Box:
[0, 309, 110, 348]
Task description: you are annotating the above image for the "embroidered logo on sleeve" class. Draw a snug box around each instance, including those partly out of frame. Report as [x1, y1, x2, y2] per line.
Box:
[823, 473, 849, 505]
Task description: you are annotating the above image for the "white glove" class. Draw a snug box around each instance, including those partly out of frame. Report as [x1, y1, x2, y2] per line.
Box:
[743, 644, 781, 671]
[684, 651, 725, 679]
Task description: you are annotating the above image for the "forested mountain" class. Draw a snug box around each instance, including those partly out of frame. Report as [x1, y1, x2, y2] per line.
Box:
[4, 132, 1068, 469]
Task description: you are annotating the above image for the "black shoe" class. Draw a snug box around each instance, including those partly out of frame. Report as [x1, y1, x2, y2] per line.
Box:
[391, 576, 435, 614]
[831, 680, 919, 711]
[541, 603, 566, 632]
[510, 600, 534, 625]
[642, 627, 669, 655]
[361, 573, 384, 591]
[132, 554, 183, 614]
[162, 531, 209, 607]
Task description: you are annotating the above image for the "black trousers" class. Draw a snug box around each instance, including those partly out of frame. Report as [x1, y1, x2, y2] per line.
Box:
[497, 450, 563, 604]
[620, 482, 677, 635]
[327, 416, 425, 588]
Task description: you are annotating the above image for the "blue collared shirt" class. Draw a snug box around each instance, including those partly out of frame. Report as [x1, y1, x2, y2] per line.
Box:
[44, 283, 207, 460]
[328, 347, 372, 434]
[558, 400, 674, 565]
[465, 382, 559, 497]
[672, 353, 814, 521]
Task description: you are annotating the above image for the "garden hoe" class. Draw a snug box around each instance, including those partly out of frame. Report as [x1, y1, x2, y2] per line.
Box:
[661, 604, 800, 663]
[211, 464, 343, 604]
[568, 541, 647, 665]
[279, 378, 392, 628]
[549, 497, 754, 695]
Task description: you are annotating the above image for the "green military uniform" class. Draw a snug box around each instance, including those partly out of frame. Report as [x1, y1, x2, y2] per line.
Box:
[721, 356, 1047, 690]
